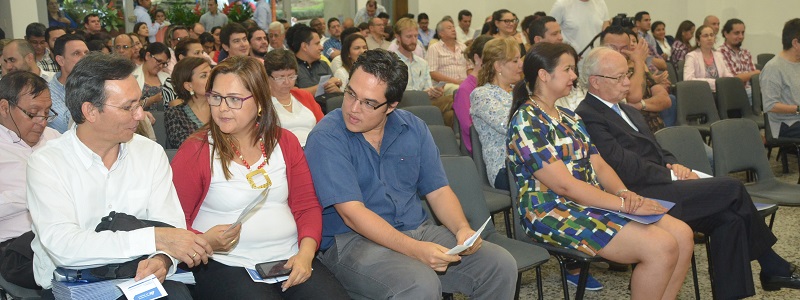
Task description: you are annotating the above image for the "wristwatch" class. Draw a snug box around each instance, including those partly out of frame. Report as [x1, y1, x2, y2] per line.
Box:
[795, 105, 799, 115]
[640, 100, 647, 111]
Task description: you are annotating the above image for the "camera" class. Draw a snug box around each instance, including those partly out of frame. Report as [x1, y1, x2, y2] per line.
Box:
[611, 13, 635, 29]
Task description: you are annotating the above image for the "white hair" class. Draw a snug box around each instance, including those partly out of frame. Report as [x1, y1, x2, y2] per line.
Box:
[579, 47, 618, 90]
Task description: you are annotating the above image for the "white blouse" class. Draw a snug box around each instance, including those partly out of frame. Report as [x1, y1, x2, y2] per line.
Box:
[656, 39, 672, 58]
[272, 95, 316, 147]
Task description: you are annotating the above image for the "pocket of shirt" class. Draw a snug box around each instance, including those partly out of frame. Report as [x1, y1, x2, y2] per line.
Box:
[382, 154, 421, 194]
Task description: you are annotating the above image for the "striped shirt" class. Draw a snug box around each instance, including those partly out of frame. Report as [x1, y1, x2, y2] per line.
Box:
[424, 41, 470, 85]
[47, 73, 70, 133]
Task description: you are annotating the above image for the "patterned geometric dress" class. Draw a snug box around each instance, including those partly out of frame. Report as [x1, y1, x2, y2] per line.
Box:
[507, 101, 629, 256]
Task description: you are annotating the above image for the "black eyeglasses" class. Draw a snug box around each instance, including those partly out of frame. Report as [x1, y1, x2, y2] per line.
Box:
[150, 54, 169, 68]
[498, 18, 519, 25]
[206, 93, 254, 109]
[15, 106, 58, 123]
[343, 85, 388, 110]
[592, 71, 633, 84]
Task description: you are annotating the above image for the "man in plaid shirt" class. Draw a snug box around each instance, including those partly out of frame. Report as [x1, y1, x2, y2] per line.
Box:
[719, 18, 760, 97]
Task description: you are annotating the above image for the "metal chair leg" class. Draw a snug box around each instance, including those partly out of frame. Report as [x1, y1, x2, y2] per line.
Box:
[556, 256, 571, 300]
[691, 252, 701, 300]
[574, 262, 591, 300]
[503, 209, 513, 238]
[536, 266, 544, 300]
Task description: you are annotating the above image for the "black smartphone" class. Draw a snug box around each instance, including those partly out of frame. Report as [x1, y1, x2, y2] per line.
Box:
[256, 260, 292, 279]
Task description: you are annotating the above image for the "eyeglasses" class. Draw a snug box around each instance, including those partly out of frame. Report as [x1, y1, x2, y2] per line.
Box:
[592, 71, 633, 83]
[270, 74, 298, 83]
[343, 85, 388, 110]
[104, 100, 144, 115]
[206, 93, 254, 109]
[498, 18, 519, 25]
[115, 45, 132, 50]
[15, 106, 58, 123]
[150, 54, 169, 68]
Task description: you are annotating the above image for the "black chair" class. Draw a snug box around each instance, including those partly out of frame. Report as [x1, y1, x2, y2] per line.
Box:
[428, 125, 461, 157]
[666, 61, 678, 84]
[712, 119, 800, 205]
[715, 77, 763, 128]
[469, 126, 513, 238]
[151, 110, 167, 149]
[440, 156, 550, 300]
[403, 106, 445, 126]
[397, 90, 433, 108]
[751, 73, 763, 115]
[452, 113, 470, 156]
[0, 273, 41, 300]
[757, 53, 775, 67]
[676, 59, 685, 82]
[165, 148, 178, 162]
[762, 112, 800, 183]
[326, 95, 344, 112]
[675, 81, 720, 138]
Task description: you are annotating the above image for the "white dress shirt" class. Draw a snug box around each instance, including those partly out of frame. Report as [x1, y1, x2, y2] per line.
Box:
[27, 130, 185, 288]
[0, 124, 59, 243]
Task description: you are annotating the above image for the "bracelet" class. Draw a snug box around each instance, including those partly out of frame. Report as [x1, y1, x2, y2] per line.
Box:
[614, 189, 630, 196]
[640, 100, 647, 111]
[618, 197, 625, 213]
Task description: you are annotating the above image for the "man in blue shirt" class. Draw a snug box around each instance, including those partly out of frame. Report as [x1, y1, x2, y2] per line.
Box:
[305, 49, 516, 299]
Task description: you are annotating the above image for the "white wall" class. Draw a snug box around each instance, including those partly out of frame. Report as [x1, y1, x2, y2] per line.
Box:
[0, 0, 46, 39]
[412, 0, 799, 57]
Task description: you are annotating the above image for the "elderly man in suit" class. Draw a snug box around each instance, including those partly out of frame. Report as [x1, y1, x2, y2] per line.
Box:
[575, 47, 800, 299]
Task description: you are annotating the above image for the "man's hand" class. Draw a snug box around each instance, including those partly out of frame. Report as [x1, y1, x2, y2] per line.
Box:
[154, 227, 213, 268]
[425, 86, 444, 99]
[652, 71, 670, 86]
[666, 163, 698, 180]
[323, 77, 342, 94]
[135, 255, 170, 283]
[455, 227, 482, 256]
[407, 240, 461, 272]
[200, 224, 241, 252]
[623, 38, 649, 64]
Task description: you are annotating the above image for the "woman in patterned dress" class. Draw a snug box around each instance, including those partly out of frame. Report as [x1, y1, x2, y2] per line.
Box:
[507, 43, 693, 299]
[165, 57, 211, 148]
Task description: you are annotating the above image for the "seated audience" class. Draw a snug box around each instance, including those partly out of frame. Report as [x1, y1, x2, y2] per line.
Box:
[48, 34, 89, 133]
[218, 23, 251, 62]
[456, 9, 474, 45]
[2, 40, 56, 82]
[392, 18, 447, 117]
[633, 11, 667, 72]
[720, 18, 760, 100]
[365, 17, 390, 50]
[112, 33, 135, 61]
[134, 22, 150, 49]
[268, 21, 288, 52]
[39, 26, 64, 73]
[305, 49, 517, 299]
[170, 56, 349, 299]
[417, 13, 435, 48]
[652, 21, 673, 61]
[129, 33, 145, 65]
[490, 10, 525, 54]
[0, 72, 60, 289]
[27, 53, 210, 297]
[329, 27, 361, 73]
[265, 50, 323, 146]
[189, 23, 205, 40]
[333, 33, 367, 92]
[469, 38, 521, 190]
[511, 44, 693, 299]
[174, 37, 204, 62]
[354, 0, 386, 25]
[248, 27, 269, 59]
[323, 18, 343, 60]
[210, 26, 222, 52]
[670, 20, 694, 64]
[287, 24, 342, 110]
[134, 42, 175, 111]
[165, 57, 210, 148]
[684, 25, 734, 92]
[426, 19, 470, 95]
[763, 18, 800, 139]
[453, 35, 492, 155]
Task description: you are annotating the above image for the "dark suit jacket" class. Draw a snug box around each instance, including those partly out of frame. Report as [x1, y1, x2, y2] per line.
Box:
[575, 93, 678, 190]
[655, 35, 675, 56]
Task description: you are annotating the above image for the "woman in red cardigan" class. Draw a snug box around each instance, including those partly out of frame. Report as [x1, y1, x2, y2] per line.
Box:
[264, 49, 324, 147]
[170, 56, 348, 299]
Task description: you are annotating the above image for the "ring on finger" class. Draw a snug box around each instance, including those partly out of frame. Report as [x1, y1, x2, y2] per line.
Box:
[191, 252, 197, 258]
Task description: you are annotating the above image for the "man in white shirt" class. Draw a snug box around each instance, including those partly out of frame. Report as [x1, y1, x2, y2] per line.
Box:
[254, 0, 272, 31]
[2, 40, 56, 83]
[550, 0, 610, 53]
[134, 0, 161, 43]
[392, 18, 443, 100]
[425, 19, 469, 95]
[26, 53, 211, 296]
[455, 10, 473, 45]
[199, 0, 228, 31]
[0, 71, 60, 289]
[354, 0, 386, 25]
[267, 21, 288, 52]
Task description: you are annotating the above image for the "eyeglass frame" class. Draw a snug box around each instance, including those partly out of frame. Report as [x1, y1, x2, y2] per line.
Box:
[14, 105, 58, 123]
[498, 18, 519, 25]
[343, 85, 389, 110]
[104, 100, 145, 115]
[115, 44, 133, 50]
[150, 54, 169, 68]
[205, 92, 255, 109]
[269, 74, 298, 83]
[591, 70, 634, 84]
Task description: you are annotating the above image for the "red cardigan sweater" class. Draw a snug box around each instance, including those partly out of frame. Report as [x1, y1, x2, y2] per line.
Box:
[290, 88, 324, 122]
[171, 129, 322, 249]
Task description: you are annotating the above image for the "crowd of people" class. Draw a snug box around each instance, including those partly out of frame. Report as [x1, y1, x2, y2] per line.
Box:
[2, 0, 800, 299]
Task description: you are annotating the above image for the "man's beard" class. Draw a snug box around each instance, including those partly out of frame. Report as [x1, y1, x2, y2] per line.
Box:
[402, 42, 416, 52]
[252, 48, 267, 57]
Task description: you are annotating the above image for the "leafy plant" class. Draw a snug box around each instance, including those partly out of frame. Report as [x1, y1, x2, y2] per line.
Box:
[61, 0, 123, 32]
[167, 3, 204, 26]
[223, 2, 254, 23]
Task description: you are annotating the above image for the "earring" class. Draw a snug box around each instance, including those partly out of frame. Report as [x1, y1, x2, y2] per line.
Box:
[258, 107, 262, 116]
[189, 90, 194, 96]
[499, 72, 502, 76]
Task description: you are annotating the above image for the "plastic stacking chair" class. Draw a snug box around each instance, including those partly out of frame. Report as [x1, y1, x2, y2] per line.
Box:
[715, 77, 763, 128]
[675, 81, 720, 138]
[165, 148, 178, 163]
[676, 59, 685, 82]
[751, 73, 763, 115]
[757, 53, 775, 67]
[397, 90, 432, 108]
[150, 110, 168, 149]
[0, 273, 41, 300]
[428, 125, 461, 157]
[712, 119, 800, 205]
[440, 156, 549, 300]
[469, 126, 513, 238]
[403, 106, 445, 126]
[666, 61, 679, 84]
[762, 113, 800, 183]
[325, 95, 344, 112]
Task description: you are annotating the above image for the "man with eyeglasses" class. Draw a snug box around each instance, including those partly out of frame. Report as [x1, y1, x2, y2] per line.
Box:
[0, 71, 60, 289]
[48, 34, 88, 133]
[549, 0, 610, 52]
[305, 48, 516, 300]
[425, 19, 470, 97]
[26, 53, 209, 298]
[365, 17, 390, 50]
[2, 40, 56, 83]
[576, 46, 800, 299]
[112, 34, 135, 62]
[267, 21, 288, 52]
[354, 0, 386, 26]
[164, 26, 190, 74]
[417, 13, 434, 48]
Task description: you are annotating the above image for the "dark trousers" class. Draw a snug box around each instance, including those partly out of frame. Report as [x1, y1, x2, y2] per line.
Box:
[41, 280, 192, 300]
[779, 122, 800, 138]
[635, 176, 775, 300]
[192, 258, 349, 300]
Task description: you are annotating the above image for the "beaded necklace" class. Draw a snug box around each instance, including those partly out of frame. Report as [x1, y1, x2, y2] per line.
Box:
[231, 137, 272, 189]
[530, 96, 563, 123]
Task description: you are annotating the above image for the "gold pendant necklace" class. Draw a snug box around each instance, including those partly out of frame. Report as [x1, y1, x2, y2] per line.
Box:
[232, 137, 272, 189]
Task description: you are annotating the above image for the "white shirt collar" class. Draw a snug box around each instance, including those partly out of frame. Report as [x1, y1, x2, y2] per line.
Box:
[68, 128, 130, 170]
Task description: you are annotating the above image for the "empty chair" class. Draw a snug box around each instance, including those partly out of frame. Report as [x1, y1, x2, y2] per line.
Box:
[751, 73, 763, 114]
[403, 106, 445, 126]
[676, 80, 720, 137]
[666, 61, 678, 84]
[397, 90, 433, 108]
[469, 126, 513, 237]
[326, 95, 344, 112]
[676, 59, 685, 82]
[715, 77, 763, 128]
[712, 118, 800, 205]
[151, 110, 167, 149]
[428, 125, 461, 156]
[757, 53, 775, 67]
[440, 156, 549, 300]
[763, 112, 800, 182]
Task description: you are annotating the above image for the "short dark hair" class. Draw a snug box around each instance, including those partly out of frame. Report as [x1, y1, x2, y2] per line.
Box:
[341, 27, 360, 41]
[140, 42, 171, 60]
[651, 21, 666, 34]
[53, 34, 86, 57]
[45, 26, 66, 44]
[417, 13, 429, 23]
[528, 16, 557, 44]
[171, 57, 208, 101]
[465, 35, 493, 64]
[263, 49, 298, 76]
[351, 49, 407, 105]
[220, 22, 247, 46]
[458, 10, 472, 21]
[0, 71, 49, 107]
[327, 17, 340, 29]
[86, 39, 107, 52]
[783, 18, 800, 50]
[377, 12, 389, 20]
[83, 13, 99, 25]
[600, 25, 629, 43]
[722, 18, 744, 35]
[66, 53, 136, 124]
[211, 26, 222, 35]
[358, 22, 369, 31]
[199, 32, 215, 45]
[285, 23, 316, 54]
[634, 11, 650, 22]
[175, 37, 200, 60]
[247, 26, 266, 42]
[25, 23, 46, 39]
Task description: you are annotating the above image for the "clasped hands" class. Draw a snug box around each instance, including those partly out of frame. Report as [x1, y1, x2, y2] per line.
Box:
[617, 190, 667, 215]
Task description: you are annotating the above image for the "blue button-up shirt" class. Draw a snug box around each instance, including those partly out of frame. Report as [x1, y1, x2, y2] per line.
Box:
[47, 73, 70, 133]
[305, 109, 448, 250]
[323, 37, 342, 61]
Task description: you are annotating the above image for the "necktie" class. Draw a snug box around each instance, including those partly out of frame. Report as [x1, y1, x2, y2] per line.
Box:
[611, 104, 622, 116]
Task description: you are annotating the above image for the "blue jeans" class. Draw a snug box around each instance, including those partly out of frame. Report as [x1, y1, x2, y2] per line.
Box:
[660, 94, 678, 127]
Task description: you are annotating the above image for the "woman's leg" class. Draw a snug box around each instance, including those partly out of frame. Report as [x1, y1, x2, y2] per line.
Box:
[596, 220, 680, 299]
[652, 215, 694, 300]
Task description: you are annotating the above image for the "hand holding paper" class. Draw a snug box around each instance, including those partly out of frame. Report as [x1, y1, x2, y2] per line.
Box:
[446, 217, 491, 255]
